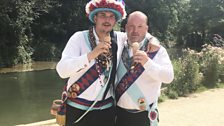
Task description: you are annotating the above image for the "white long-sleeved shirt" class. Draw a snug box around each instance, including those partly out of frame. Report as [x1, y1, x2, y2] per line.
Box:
[117, 37, 174, 110]
[56, 28, 126, 101]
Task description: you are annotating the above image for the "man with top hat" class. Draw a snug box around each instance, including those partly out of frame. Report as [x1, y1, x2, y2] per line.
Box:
[115, 11, 174, 126]
[56, 0, 126, 126]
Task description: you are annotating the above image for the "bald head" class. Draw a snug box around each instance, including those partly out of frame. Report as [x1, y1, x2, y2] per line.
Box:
[127, 11, 148, 25]
[126, 11, 149, 43]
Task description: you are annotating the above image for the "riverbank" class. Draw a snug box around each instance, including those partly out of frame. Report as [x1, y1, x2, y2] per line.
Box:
[17, 88, 224, 126]
[0, 61, 57, 73]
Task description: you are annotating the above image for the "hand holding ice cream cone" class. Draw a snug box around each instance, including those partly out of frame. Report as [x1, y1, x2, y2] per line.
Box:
[146, 37, 160, 53]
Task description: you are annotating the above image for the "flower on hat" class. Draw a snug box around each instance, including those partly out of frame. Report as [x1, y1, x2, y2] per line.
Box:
[86, 0, 126, 22]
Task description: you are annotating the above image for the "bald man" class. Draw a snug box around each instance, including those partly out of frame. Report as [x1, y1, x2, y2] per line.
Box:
[115, 11, 174, 126]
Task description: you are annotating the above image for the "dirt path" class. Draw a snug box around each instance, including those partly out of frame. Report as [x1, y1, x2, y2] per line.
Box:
[158, 88, 224, 126]
[18, 88, 224, 126]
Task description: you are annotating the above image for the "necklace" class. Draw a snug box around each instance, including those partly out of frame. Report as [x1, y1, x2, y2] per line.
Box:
[88, 26, 112, 69]
[88, 26, 112, 85]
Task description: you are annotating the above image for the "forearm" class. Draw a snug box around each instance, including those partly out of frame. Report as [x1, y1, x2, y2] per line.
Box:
[143, 47, 174, 84]
[144, 59, 174, 83]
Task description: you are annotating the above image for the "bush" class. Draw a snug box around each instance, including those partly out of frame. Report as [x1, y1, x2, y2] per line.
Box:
[166, 49, 202, 98]
[199, 45, 224, 87]
[15, 45, 33, 64]
[165, 59, 182, 98]
[166, 45, 224, 98]
[158, 93, 168, 103]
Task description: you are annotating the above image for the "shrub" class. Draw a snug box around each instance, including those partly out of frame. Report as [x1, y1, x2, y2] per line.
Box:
[166, 49, 202, 98]
[199, 45, 224, 87]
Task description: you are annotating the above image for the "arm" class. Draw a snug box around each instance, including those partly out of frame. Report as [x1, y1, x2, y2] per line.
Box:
[143, 47, 174, 84]
[56, 32, 90, 78]
[56, 31, 111, 78]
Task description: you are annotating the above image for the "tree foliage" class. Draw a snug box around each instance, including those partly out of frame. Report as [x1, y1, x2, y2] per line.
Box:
[0, 0, 90, 66]
[177, 0, 224, 49]
[31, 0, 90, 61]
[0, 0, 223, 67]
[0, 0, 57, 66]
[125, 0, 182, 45]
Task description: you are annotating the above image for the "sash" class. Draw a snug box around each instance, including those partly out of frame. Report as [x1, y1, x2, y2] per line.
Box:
[116, 39, 160, 125]
[68, 97, 114, 109]
[66, 30, 114, 97]
[115, 37, 158, 102]
[115, 63, 145, 101]
[66, 30, 116, 123]
[68, 63, 104, 96]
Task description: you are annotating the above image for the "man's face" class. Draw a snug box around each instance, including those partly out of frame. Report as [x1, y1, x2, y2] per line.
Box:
[94, 11, 116, 34]
[125, 16, 148, 44]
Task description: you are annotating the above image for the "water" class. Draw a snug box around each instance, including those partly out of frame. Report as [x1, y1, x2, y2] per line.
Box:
[0, 70, 65, 126]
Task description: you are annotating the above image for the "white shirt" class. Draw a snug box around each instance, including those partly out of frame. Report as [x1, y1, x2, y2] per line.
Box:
[117, 37, 174, 110]
[56, 28, 126, 101]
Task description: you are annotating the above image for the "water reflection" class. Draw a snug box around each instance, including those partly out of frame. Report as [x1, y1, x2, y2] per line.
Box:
[0, 70, 65, 126]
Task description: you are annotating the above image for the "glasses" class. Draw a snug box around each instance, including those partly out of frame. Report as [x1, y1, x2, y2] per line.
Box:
[97, 14, 116, 20]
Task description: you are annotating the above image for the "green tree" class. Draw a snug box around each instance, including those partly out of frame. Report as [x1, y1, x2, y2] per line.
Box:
[177, 0, 224, 49]
[0, 0, 57, 67]
[31, 0, 90, 61]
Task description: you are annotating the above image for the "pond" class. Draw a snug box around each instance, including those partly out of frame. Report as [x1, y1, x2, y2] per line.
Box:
[0, 69, 65, 126]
